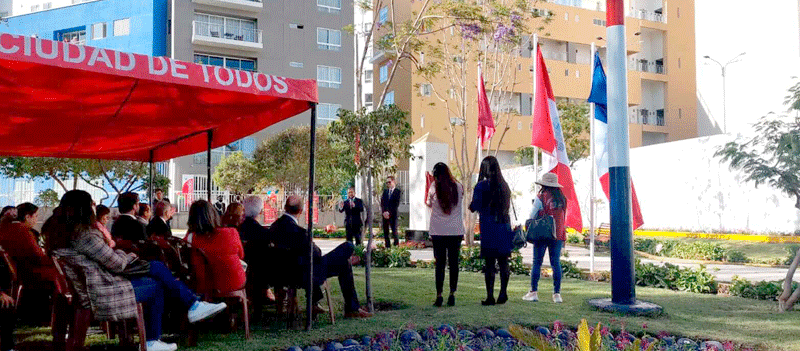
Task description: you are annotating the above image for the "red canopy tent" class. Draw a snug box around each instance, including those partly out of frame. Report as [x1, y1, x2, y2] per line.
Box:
[0, 32, 322, 329]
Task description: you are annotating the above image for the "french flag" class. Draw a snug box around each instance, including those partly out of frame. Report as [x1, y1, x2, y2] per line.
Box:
[531, 47, 583, 232]
[588, 52, 644, 229]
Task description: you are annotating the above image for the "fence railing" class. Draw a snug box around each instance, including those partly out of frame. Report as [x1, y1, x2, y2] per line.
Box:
[629, 8, 665, 23]
[193, 21, 262, 44]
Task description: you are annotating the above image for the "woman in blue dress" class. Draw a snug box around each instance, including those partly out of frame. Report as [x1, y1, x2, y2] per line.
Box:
[469, 156, 512, 305]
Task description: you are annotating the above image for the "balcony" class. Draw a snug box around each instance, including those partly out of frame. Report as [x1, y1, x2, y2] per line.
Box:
[192, 0, 262, 12]
[629, 107, 666, 126]
[192, 21, 263, 52]
[628, 58, 665, 75]
[629, 8, 666, 23]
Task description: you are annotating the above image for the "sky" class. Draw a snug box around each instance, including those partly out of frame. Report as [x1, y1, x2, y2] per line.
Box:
[695, 0, 800, 135]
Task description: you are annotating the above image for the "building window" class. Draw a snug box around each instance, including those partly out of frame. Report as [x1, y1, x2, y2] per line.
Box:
[363, 22, 372, 32]
[289, 23, 303, 29]
[317, 0, 341, 14]
[43, 2, 52, 9]
[364, 70, 373, 83]
[379, 63, 388, 83]
[59, 29, 86, 45]
[92, 23, 106, 40]
[420, 83, 432, 97]
[420, 115, 424, 128]
[194, 54, 257, 72]
[317, 28, 342, 51]
[384, 91, 395, 105]
[592, 18, 606, 26]
[318, 103, 342, 123]
[290, 61, 304, 68]
[317, 65, 342, 89]
[31, 4, 40, 12]
[379, 6, 388, 24]
[365, 93, 373, 105]
[113, 18, 130, 36]
[194, 13, 258, 43]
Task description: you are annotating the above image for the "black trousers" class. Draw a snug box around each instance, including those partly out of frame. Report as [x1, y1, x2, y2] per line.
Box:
[432, 236, 463, 295]
[483, 255, 510, 299]
[382, 214, 399, 248]
[311, 242, 361, 313]
[0, 306, 14, 351]
[345, 222, 362, 246]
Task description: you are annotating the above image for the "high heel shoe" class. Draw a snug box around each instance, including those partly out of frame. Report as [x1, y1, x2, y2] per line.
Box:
[447, 295, 455, 306]
[481, 297, 495, 306]
[434, 296, 443, 307]
[496, 293, 508, 305]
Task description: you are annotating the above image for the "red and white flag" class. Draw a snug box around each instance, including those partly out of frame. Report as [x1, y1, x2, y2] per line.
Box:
[531, 47, 583, 232]
[477, 65, 495, 148]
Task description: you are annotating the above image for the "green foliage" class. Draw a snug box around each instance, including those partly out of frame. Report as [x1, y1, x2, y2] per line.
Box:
[140, 173, 171, 196]
[560, 260, 583, 279]
[458, 246, 528, 275]
[212, 151, 262, 194]
[354, 245, 413, 268]
[34, 189, 59, 208]
[557, 100, 591, 165]
[567, 233, 583, 244]
[311, 228, 347, 239]
[729, 275, 799, 301]
[634, 259, 717, 294]
[634, 238, 751, 263]
[253, 126, 356, 195]
[715, 81, 800, 210]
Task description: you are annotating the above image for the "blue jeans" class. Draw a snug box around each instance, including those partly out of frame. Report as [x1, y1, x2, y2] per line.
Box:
[530, 240, 563, 293]
[130, 261, 198, 341]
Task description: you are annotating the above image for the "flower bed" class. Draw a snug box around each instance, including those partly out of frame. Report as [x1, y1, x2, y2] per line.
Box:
[285, 321, 756, 351]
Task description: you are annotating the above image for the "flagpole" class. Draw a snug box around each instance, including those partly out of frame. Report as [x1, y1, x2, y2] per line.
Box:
[589, 42, 597, 274]
[477, 64, 483, 165]
[531, 34, 539, 180]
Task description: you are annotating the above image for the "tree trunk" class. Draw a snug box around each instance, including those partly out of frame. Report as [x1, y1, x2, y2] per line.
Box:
[778, 247, 800, 312]
[364, 168, 374, 313]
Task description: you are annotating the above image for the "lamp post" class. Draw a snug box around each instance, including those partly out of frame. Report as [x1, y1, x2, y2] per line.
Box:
[704, 52, 746, 133]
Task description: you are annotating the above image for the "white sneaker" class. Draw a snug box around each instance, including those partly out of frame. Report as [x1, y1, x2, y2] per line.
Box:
[522, 291, 538, 301]
[144, 340, 178, 351]
[553, 293, 563, 303]
[187, 301, 227, 323]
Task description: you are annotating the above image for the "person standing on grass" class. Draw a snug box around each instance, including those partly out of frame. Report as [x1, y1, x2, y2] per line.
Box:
[426, 163, 465, 307]
[380, 176, 402, 248]
[523, 172, 567, 303]
[469, 156, 513, 306]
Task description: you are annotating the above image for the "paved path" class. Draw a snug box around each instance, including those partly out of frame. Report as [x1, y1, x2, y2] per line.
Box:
[314, 239, 798, 283]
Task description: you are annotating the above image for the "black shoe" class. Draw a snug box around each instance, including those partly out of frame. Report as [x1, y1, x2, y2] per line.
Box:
[496, 293, 508, 305]
[481, 297, 495, 306]
[447, 295, 455, 306]
[434, 296, 443, 307]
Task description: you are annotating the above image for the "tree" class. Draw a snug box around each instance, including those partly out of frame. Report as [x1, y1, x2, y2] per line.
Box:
[514, 100, 591, 167]
[213, 151, 262, 195]
[715, 81, 800, 312]
[34, 189, 59, 208]
[141, 173, 171, 200]
[253, 126, 356, 196]
[329, 105, 414, 313]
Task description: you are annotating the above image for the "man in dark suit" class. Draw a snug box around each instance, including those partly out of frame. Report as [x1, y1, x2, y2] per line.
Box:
[380, 176, 402, 248]
[272, 196, 372, 319]
[111, 192, 147, 242]
[146, 199, 173, 239]
[337, 187, 364, 246]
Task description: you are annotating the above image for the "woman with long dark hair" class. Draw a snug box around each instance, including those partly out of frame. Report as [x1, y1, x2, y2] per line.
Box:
[426, 162, 465, 307]
[469, 156, 512, 305]
[185, 200, 246, 295]
[523, 172, 567, 303]
[45, 190, 227, 351]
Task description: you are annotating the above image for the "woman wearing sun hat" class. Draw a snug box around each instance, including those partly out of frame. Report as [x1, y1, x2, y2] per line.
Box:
[523, 172, 567, 303]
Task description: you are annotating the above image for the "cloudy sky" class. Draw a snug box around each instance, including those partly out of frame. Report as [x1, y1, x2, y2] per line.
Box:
[695, 1, 800, 134]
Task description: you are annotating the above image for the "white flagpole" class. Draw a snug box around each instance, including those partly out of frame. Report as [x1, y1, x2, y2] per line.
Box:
[532, 34, 539, 180]
[477, 64, 483, 164]
[589, 42, 597, 273]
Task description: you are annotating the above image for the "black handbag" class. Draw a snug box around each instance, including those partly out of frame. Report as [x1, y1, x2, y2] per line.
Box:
[512, 225, 526, 250]
[120, 258, 151, 277]
[525, 214, 556, 243]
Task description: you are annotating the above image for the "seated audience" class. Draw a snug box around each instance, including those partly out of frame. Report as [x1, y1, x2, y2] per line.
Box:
[221, 202, 245, 229]
[147, 200, 174, 239]
[0, 256, 16, 351]
[239, 196, 270, 243]
[184, 200, 246, 295]
[46, 190, 227, 351]
[272, 196, 372, 319]
[94, 205, 115, 248]
[0, 203, 59, 285]
[0, 207, 15, 225]
[111, 192, 147, 242]
[137, 203, 152, 226]
[240, 196, 274, 321]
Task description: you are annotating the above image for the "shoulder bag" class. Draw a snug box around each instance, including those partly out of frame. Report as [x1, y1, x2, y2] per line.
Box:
[525, 212, 556, 243]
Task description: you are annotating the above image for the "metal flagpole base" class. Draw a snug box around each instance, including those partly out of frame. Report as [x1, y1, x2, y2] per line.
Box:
[587, 298, 663, 317]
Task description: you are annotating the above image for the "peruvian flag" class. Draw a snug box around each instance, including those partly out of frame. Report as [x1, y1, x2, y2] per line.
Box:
[531, 47, 583, 232]
[477, 65, 495, 148]
[587, 53, 644, 229]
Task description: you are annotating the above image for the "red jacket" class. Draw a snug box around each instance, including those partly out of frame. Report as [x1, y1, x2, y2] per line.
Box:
[0, 221, 59, 284]
[537, 191, 567, 241]
[187, 227, 246, 294]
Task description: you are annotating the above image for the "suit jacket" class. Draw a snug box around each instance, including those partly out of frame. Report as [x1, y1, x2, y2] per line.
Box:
[111, 215, 147, 242]
[239, 216, 272, 243]
[146, 217, 172, 239]
[380, 188, 402, 216]
[338, 197, 364, 227]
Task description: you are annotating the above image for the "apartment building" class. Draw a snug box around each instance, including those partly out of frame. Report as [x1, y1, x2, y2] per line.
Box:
[354, 4, 374, 111]
[1, 0, 355, 206]
[372, 0, 697, 166]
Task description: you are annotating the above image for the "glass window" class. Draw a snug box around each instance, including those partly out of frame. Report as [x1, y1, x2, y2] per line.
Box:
[194, 54, 209, 65]
[364, 69, 372, 83]
[43, 2, 52, 9]
[379, 64, 388, 83]
[317, 28, 341, 51]
[317, 65, 342, 89]
[379, 7, 388, 24]
[208, 56, 224, 67]
[225, 58, 240, 70]
[317, 0, 341, 13]
[114, 18, 130, 36]
[240, 60, 256, 71]
[290, 62, 304, 68]
[318, 103, 342, 123]
[92, 23, 106, 40]
[194, 54, 256, 72]
[195, 13, 257, 42]
[385, 91, 395, 105]
[59, 29, 86, 45]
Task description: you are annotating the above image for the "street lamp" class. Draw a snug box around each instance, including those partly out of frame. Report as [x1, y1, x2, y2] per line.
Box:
[704, 52, 746, 133]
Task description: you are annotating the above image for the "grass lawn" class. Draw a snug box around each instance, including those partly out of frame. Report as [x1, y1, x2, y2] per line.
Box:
[636, 236, 798, 264]
[157, 267, 799, 351]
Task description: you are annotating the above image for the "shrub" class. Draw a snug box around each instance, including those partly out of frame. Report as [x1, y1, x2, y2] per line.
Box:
[729, 275, 799, 300]
[312, 228, 347, 238]
[725, 250, 750, 263]
[559, 260, 582, 279]
[353, 245, 412, 268]
[633, 238, 751, 263]
[634, 259, 717, 294]
[566, 233, 583, 244]
[459, 246, 528, 275]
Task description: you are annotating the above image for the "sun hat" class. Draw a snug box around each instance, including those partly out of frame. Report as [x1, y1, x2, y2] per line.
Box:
[535, 173, 562, 188]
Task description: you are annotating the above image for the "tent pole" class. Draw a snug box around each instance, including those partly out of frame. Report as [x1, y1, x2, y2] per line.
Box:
[207, 130, 213, 202]
[306, 103, 317, 331]
[149, 150, 154, 204]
